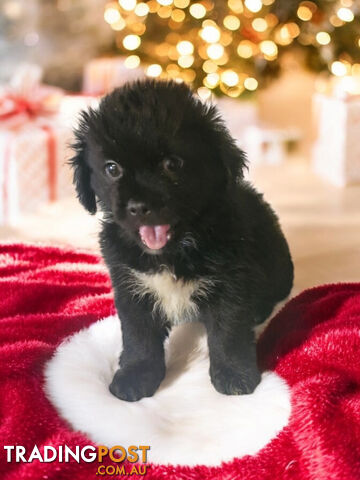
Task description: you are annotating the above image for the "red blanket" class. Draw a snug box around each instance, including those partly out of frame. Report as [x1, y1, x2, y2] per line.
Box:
[0, 244, 359, 479]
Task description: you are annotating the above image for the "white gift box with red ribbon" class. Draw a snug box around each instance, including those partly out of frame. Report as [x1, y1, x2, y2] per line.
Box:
[0, 65, 75, 225]
[312, 93, 360, 187]
[0, 121, 74, 226]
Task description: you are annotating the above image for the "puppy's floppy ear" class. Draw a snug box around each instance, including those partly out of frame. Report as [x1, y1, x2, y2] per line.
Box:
[70, 112, 97, 214]
[204, 104, 247, 182]
[220, 135, 247, 182]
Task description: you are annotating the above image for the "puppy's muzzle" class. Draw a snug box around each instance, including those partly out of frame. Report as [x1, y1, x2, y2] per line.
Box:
[127, 200, 151, 219]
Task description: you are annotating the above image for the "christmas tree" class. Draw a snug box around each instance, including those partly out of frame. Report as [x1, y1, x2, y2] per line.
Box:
[104, 0, 360, 98]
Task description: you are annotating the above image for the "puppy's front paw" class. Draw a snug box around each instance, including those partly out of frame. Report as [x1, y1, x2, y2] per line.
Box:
[109, 362, 165, 402]
[210, 363, 261, 395]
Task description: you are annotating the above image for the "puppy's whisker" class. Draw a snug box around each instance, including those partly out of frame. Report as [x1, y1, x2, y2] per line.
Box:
[180, 233, 198, 251]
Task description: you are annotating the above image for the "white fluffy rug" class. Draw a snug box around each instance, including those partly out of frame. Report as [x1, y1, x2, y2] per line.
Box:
[45, 316, 291, 466]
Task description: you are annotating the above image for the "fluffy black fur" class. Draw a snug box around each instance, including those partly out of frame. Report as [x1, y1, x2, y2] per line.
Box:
[71, 79, 293, 401]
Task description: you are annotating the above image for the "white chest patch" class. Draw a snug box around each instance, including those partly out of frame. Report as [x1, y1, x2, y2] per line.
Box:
[129, 269, 213, 324]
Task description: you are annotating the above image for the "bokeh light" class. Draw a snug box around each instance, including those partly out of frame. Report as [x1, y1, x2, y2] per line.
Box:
[297, 5, 313, 21]
[316, 32, 331, 45]
[202, 60, 218, 73]
[178, 55, 194, 68]
[123, 34, 141, 50]
[207, 43, 225, 60]
[223, 15, 241, 31]
[204, 72, 220, 88]
[119, 0, 137, 11]
[134, 3, 149, 16]
[124, 55, 141, 68]
[245, 0, 262, 13]
[331, 61, 348, 76]
[228, 0, 243, 14]
[200, 25, 221, 43]
[171, 9, 185, 21]
[102, 0, 360, 97]
[337, 7, 354, 22]
[237, 40, 255, 58]
[104, 7, 121, 24]
[174, 0, 190, 7]
[197, 86, 212, 100]
[146, 63, 163, 76]
[176, 40, 194, 55]
[244, 77, 258, 90]
[260, 40, 277, 59]
[221, 70, 239, 87]
[252, 17, 267, 32]
[189, 3, 206, 19]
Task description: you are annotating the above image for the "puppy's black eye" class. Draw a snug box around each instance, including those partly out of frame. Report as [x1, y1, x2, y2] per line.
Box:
[104, 161, 123, 179]
[163, 156, 184, 174]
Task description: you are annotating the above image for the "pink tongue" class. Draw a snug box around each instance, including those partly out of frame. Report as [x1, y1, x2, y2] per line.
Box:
[139, 225, 170, 250]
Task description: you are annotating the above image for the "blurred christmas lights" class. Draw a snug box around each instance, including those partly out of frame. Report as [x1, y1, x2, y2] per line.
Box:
[125, 54, 141, 68]
[135, 3, 150, 16]
[119, 0, 137, 11]
[221, 70, 239, 87]
[176, 40, 194, 55]
[316, 32, 331, 46]
[104, 7, 121, 24]
[207, 43, 224, 60]
[223, 15, 241, 31]
[244, 77, 258, 90]
[252, 18, 267, 32]
[189, 3, 206, 19]
[331, 61, 349, 77]
[201, 25, 221, 43]
[245, 0, 263, 14]
[101, 0, 360, 98]
[123, 34, 141, 50]
[146, 63, 163, 76]
[337, 7, 354, 22]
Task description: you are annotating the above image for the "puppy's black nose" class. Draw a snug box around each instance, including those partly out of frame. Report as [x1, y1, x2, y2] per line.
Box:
[127, 200, 151, 217]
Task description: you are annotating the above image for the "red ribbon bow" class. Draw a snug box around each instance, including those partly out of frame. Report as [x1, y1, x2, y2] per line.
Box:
[0, 94, 46, 120]
[0, 89, 62, 223]
[0, 86, 62, 129]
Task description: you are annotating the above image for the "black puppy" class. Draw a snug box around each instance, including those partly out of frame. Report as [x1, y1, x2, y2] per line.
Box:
[71, 79, 293, 402]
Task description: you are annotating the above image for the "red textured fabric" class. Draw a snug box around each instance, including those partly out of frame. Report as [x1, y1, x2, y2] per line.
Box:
[0, 243, 359, 480]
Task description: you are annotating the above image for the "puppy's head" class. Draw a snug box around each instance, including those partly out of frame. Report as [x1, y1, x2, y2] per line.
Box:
[71, 79, 246, 254]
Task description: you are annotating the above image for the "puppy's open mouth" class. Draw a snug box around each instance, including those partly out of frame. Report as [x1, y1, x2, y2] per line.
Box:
[139, 225, 171, 250]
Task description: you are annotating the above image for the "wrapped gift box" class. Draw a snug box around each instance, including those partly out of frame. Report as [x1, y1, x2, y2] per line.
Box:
[59, 94, 100, 129]
[312, 93, 360, 187]
[215, 97, 258, 143]
[242, 125, 300, 165]
[83, 57, 144, 95]
[0, 120, 74, 226]
[0, 64, 83, 226]
[216, 97, 300, 166]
